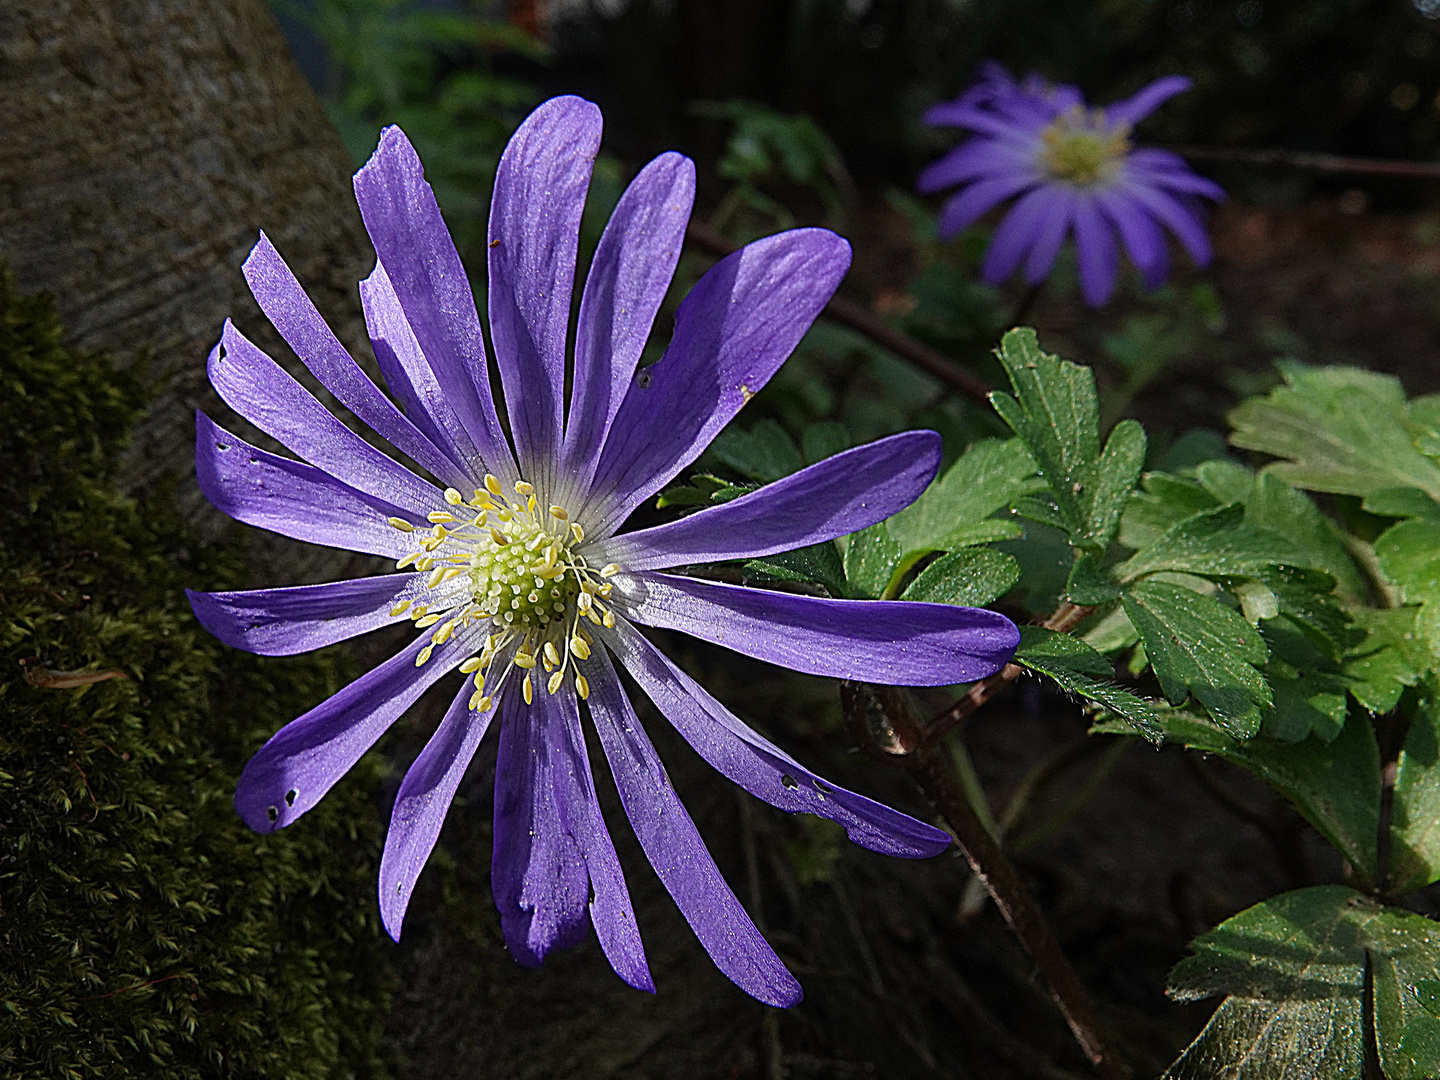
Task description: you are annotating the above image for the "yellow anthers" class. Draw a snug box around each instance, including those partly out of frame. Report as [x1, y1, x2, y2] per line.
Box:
[389, 600, 412, 617]
[414, 613, 442, 629]
[527, 494, 537, 513]
[490, 528, 510, 546]
[416, 557, 435, 572]
[575, 674, 590, 700]
[428, 511, 456, 524]
[542, 641, 562, 666]
[387, 516, 415, 532]
[577, 591, 593, 613]
[522, 673, 533, 705]
[570, 635, 591, 660]
[570, 522, 586, 544]
[473, 671, 486, 690]
[459, 657, 483, 674]
[410, 604, 431, 619]
[484, 474, 504, 497]
[396, 551, 421, 570]
[598, 582, 613, 599]
[415, 644, 434, 667]
[431, 620, 455, 645]
[600, 563, 620, 578]
[514, 651, 537, 670]
[430, 524, 447, 539]
[549, 505, 568, 520]
[547, 670, 564, 695]
[602, 610, 616, 629]
[421, 535, 443, 552]
[426, 566, 447, 589]
[514, 480, 534, 497]
[444, 487, 464, 506]
[469, 690, 492, 712]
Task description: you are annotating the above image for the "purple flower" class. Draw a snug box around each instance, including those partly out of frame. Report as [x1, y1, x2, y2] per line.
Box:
[920, 64, 1225, 306]
[188, 96, 1019, 1007]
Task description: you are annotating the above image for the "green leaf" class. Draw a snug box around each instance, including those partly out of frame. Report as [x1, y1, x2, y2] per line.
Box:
[1344, 608, 1428, 714]
[843, 522, 903, 599]
[1101, 711, 1380, 881]
[1123, 580, 1272, 738]
[1364, 486, 1440, 521]
[1390, 692, 1440, 895]
[800, 421, 850, 465]
[1118, 472, 1222, 551]
[1117, 504, 1306, 583]
[1369, 908, 1440, 1080]
[988, 329, 1145, 552]
[657, 473, 753, 510]
[901, 548, 1019, 608]
[1065, 553, 1121, 605]
[1262, 669, 1349, 743]
[884, 437, 1042, 558]
[709, 419, 804, 482]
[1228, 363, 1440, 501]
[1375, 518, 1440, 663]
[1015, 627, 1164, 741]
[744, 541, 846, 595]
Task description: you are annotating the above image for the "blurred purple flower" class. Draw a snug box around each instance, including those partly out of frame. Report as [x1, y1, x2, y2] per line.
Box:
[188, 96, 1020, 1006]
[920, 62, 1225, 306]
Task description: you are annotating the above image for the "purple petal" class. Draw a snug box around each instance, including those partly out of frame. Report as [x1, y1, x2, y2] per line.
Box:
[917, 139, 1030, 195]
[490, 692, 589, 968]
[235, 621, 481, 833]
[1094, 188, 1169, 290]
[583, 229, 850, 537]
[379, 683, 497, 941]
[1071, 196, 1120, 307]
[612, 573, 1018, 685]
[1023, 187, 1076, 285]
[592, 431, 940, 573]
[208, 320, 442, 516]
[1137, 165, 1227, 202]
[923, 101, 1040, 140]
[360, 261, 483, 476]
[1118, 180, 1212, 266]
[602, 618, 952, 859]
[562, 152, 695, 503]
[980, 186, 1057, 286]
[488, 97, 602, 490]
[1106, 75, 1192, 126]
[353, 126, 516, 481]
[935, 172, 1037, 241]
[585, 648, 801, 1007]
[242, 234, 469, 491]
[195, 412, 415, 558]
[187, 574, 423, 656]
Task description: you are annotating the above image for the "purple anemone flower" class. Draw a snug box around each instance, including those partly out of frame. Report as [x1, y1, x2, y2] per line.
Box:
[919, 63, 1225, 306]
[187, 95, 1020, 1007]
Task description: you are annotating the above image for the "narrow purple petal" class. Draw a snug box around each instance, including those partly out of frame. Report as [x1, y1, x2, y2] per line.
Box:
[488, 97, 602, 490]
[360, 261, 481, 476]
[1119, 181, 1212, 266]
[1107, 75, 1192, 126]
[1094, 188, 1169, 290]
[1071, 197, 1120, 306]
[242, 234, 469, 490]
[235, 622, 481, 833]
[612, 573, 1019, 685]
[353, 126, 516, 481]
[935, 172, 1038, 241]
[562, 152, 695, 504]
[380, 683, 498, 941]
[1137, 165, 1227, 202]
[195, 412, 415, 558]
[917, 139, 1030, 195]
[491, 691, 593, 967]
[585, 648, 801, 1006]
[208, 320, 442, 516]
[923, 101, 1040, 140]
[602, 618, 953, 859]
[187, 574, 424, 656]
[583, 229, 850, 537]
[1126, 147, 1198, 176]
[1023, 187, 1075, 285]
[980, 186, 1057, 286]
[591, 431, 941, 573]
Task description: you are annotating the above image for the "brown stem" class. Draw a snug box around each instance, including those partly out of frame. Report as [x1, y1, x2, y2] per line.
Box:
[685, 221, 993, 406]
[841, 682, 1130, 1080]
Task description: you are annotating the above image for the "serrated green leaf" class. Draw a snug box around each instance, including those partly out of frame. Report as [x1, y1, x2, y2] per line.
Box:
[1368, 908, 1440, 1080]
[744, 541, 846, 595]
[1344, 608, 1427, 715]
[1098, 711, 1380, 880]
[843, 522, 903, 599]
[1255, 566, 1355, 662]
[1229, 363, 1440, 500]
[1016, 628, 1164, 741]
[1065, 553, 1121, 605]
[1117, 504, 1307, 583]
[1390, 692, 1440, 895]
[709, 419, 804, 482]
[1376, 518, 1440, 663]
[884, 437, 1042, 558]
[901, 548, 1019, 608]
[1262, 670, 1348, 743]
[1118, 473, 1222, 551]
[1123, 580, 1272, 738]
[989, 329, 1144, 551]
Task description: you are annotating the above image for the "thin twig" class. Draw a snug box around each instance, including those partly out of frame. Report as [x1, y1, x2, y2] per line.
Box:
[1171, 144, 1440, 180]
[685, 221, 993, 406]
[77, 973, 192, 1002]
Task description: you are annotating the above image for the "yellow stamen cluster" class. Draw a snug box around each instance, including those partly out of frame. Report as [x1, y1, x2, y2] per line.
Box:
[385, 475, 620, 710]
[1038, 107, 1130, 187]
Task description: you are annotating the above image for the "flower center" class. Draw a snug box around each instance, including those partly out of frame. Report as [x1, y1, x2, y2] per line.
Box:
[384, 476, 620, 710]
[1038, 107, 1130, 186]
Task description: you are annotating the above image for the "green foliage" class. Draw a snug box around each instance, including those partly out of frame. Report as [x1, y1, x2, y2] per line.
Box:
[901, 548, 1019, 610]
[1013, 628, 1163, 742]
[1390, 689, 1440, 896]
[0, 274, 391, 1078]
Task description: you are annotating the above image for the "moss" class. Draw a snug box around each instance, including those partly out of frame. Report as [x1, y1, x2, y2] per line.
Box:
[0, 271, 393, 1078]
